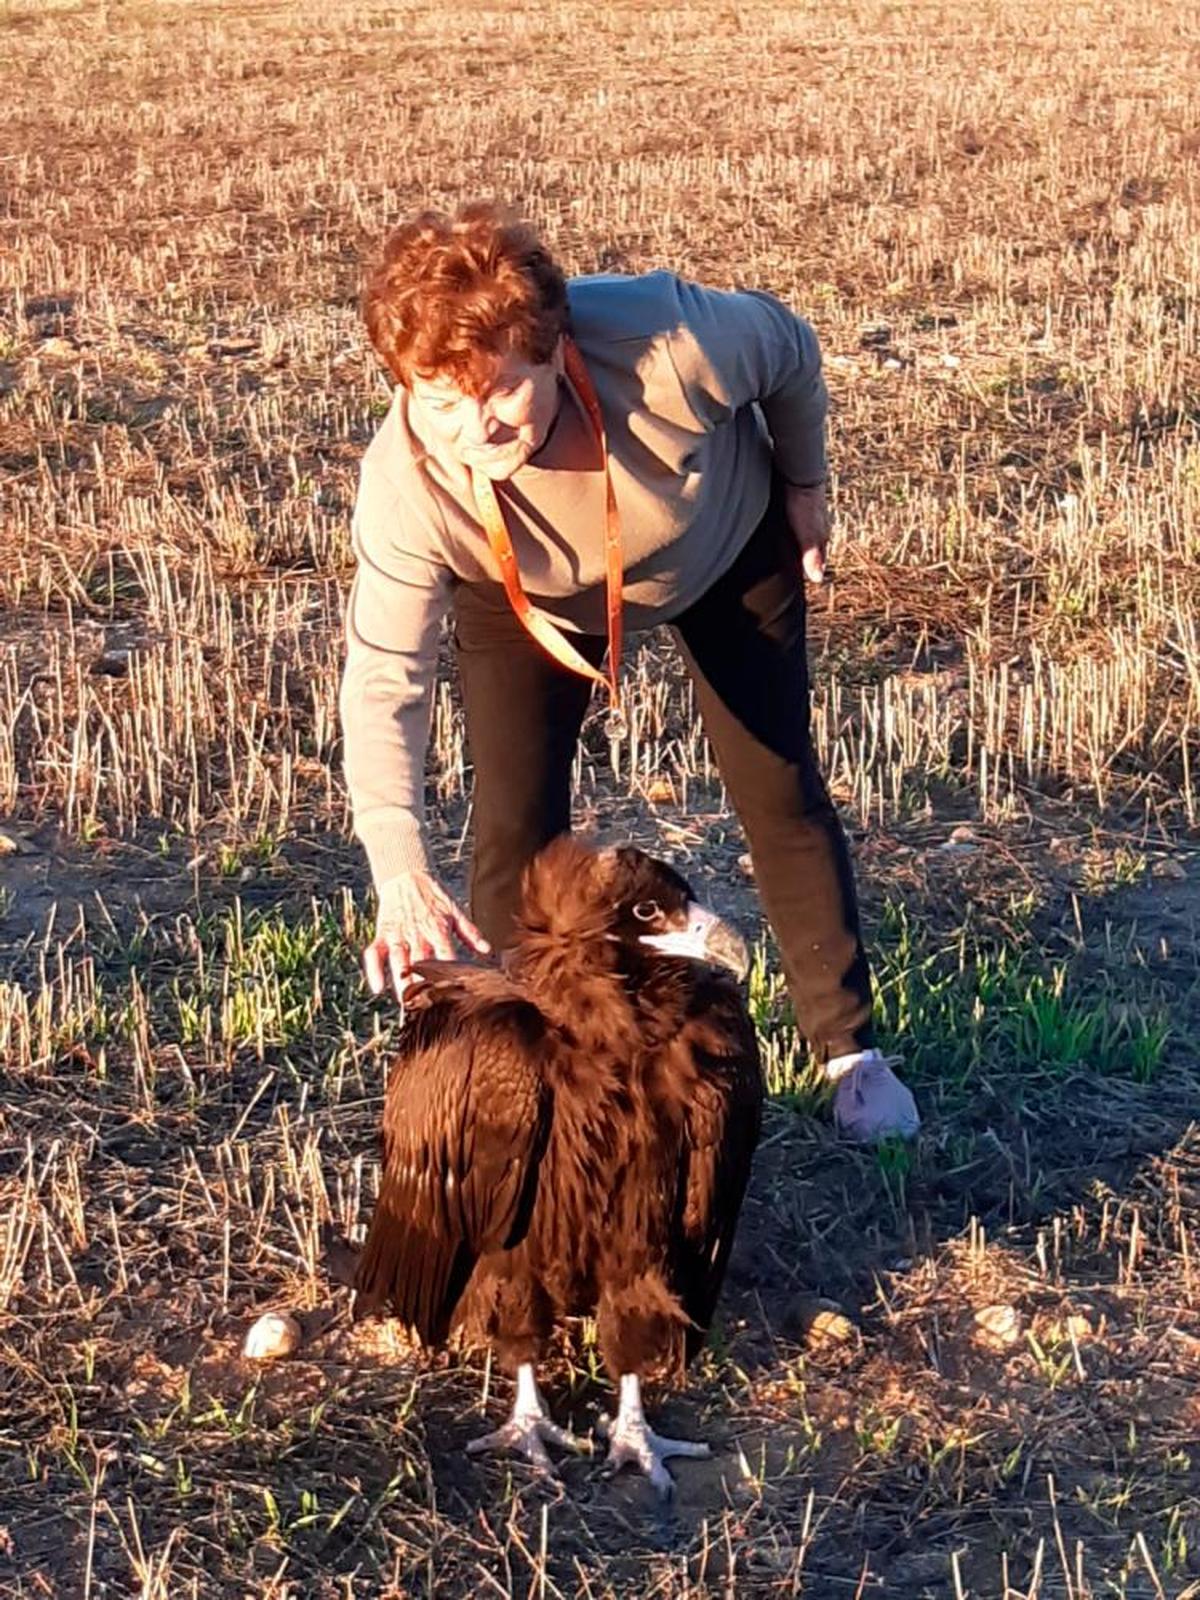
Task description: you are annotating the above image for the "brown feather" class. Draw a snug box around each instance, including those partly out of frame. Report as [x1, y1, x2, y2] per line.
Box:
[671, 976, 763, 1365]
[353, 989, 550, 1341]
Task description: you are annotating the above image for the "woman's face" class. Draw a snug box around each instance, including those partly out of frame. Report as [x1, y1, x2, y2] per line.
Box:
[408, 342, 564, 482]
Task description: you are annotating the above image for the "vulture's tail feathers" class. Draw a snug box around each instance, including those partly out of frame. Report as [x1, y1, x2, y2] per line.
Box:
[352, 1195, 477, 1343]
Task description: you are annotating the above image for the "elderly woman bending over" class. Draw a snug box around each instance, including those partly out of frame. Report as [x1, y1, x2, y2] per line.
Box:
[339, 200, 918, 1143]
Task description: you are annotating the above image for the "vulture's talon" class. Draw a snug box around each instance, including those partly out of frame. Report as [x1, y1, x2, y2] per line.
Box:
[465, 1412, 585, 1476]
[603, 1423, 710, 1500]
[536, 1415, 592, 1454]
[601, 1376, 710, 1499]
[466, 1365, 589, 1474]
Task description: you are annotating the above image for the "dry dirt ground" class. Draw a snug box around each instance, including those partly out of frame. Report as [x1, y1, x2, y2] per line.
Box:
[2, 0, 1200, 1596]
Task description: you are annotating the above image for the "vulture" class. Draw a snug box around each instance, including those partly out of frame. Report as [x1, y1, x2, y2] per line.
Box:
[339, 837, 763, 1496]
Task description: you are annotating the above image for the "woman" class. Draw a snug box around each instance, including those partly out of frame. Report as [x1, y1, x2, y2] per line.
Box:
[339, 200, 918, 1142]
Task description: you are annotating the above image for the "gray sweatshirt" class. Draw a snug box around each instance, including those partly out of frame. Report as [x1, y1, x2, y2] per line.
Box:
[340, 270, 827, 887]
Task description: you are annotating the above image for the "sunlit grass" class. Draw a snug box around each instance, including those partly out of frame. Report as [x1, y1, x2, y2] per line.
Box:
[749, 900, 1174, 1107]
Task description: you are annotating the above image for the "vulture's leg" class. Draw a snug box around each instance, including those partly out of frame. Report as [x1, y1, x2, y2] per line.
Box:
[466, 1363, 589, 1477]
[601, 1374, 710, 1499]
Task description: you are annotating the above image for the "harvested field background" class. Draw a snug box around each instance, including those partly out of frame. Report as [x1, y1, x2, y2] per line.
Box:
[2, 0, 1199, 1594]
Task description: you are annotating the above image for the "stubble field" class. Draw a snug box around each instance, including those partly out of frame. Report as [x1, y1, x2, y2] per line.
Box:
[2, 0, 1199, 1594]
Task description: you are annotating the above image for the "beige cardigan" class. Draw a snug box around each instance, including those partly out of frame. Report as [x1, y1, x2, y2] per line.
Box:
[340, 270, 827, 886]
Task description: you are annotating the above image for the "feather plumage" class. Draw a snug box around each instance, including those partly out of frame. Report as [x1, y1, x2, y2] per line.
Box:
[347, 837, 763, 1388]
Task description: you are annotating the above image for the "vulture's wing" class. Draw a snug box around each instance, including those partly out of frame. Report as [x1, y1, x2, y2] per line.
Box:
[353, 964, 551, 1343]
[673, 977, 764, 1363]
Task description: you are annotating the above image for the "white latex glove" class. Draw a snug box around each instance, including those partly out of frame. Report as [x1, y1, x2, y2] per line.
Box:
[363, 870, 491, 1004]
[828, 1050, 920, 1142]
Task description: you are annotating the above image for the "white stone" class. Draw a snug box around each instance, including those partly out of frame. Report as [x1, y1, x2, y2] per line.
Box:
[243, 1311, 301, 1361]
[974, 1303, 1021, 1348]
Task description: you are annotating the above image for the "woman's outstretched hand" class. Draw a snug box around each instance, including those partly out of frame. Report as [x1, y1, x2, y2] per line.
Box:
[363, 870, 492, 1003]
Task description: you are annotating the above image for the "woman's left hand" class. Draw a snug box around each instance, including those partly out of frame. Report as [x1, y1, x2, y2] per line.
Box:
[784, 480, 830, 584]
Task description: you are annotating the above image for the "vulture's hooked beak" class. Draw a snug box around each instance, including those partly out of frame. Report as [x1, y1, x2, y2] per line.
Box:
[639, 903, 750, 981]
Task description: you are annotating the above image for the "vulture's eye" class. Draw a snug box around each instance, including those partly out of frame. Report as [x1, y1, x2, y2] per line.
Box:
[632, 900, 661, 923]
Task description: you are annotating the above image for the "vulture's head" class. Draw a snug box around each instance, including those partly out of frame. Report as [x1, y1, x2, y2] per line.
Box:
[516, 838, 750, 982]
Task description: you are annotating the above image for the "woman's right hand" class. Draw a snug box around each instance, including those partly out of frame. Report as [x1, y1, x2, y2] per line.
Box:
[363, 870, 492, 1003]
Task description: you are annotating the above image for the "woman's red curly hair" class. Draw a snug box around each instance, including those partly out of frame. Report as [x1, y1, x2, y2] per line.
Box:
[362, 201, 569, 394]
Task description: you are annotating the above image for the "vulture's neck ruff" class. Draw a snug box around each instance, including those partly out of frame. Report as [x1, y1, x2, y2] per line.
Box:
[507, 901, 641, 1051]
[504, 840, 748, 1050]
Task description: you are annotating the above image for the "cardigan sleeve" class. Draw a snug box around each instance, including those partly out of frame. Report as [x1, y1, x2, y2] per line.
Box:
[339, 462, 453, 888]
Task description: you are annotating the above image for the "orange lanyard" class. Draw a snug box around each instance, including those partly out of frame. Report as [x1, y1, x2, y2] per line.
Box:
[470, 337, 625, 735]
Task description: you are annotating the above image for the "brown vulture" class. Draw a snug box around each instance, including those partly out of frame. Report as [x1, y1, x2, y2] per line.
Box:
[340, 837, 763, 1496]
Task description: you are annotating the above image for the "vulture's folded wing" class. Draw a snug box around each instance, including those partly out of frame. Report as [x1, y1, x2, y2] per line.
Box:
[674, 981, 764, 1362]
[353, 967, 550, 1343]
